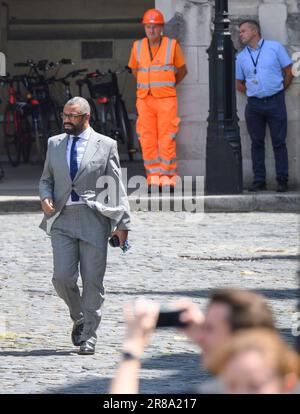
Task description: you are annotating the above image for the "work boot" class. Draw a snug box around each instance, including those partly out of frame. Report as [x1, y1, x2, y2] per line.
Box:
[161, 185, 175, 194]
[148, 184, 160, 194]
[276, 182, 288, 192]
[248, 181, 267, 192]
[147, 175, 160, 194]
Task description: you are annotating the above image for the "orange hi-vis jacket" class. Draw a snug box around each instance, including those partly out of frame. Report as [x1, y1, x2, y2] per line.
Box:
[134, 36, 177, 98]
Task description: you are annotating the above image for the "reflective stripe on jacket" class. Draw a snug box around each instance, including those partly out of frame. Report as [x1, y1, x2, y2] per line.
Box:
[134, 36, 177, 98]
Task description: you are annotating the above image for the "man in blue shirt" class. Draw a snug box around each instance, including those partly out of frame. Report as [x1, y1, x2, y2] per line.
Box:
[236, 20, 294, 192]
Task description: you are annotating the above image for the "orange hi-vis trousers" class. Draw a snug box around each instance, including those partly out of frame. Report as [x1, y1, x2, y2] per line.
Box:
[136, 95, 180, 186]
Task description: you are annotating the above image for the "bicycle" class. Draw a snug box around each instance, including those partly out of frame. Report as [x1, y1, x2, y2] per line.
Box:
[0, 91, 5, 176]
[48, 67, 88, 118]
[0, 162, 4, 180]
[78, 67, 136, 161]
[0, 74, 32, 166]
[14, 59, 73, 163]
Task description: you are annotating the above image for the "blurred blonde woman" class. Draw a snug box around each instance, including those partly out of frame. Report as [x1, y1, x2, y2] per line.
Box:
[209, 328, 300, 394]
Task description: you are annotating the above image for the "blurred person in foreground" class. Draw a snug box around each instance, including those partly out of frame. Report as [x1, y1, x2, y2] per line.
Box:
[208, 328, 300, 394]
[109, 289, 278, 394]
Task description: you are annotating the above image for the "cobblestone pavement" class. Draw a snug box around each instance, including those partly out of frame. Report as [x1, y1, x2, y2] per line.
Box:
[0, 212, 299, 394]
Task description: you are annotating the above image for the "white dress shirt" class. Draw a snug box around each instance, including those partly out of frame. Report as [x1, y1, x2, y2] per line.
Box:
[66, 126, 91, 205]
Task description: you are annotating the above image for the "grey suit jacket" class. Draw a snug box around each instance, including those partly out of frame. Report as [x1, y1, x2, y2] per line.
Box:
[39, 128, 131, 235]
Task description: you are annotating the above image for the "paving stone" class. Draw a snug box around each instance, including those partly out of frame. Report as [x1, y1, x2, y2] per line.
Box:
[0, 211, 298, 394]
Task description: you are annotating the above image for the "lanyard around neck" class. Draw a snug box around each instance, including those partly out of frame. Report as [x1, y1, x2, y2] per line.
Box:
[147, 38, 162, 62]
[247, 40, 265, 74]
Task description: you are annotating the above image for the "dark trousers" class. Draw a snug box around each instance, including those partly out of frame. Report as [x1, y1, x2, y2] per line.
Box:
[245, 90, 288, 184]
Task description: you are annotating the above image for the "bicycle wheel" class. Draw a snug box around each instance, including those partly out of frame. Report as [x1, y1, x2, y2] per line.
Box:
[88, 99, 103, 133]
[20, 115, 32, 164]
[0, 162, 4, 180]
[98, 102, 110, 136]
[31, 106, 46, 164]
[47, 99, 61, 136]
[116, 99, 136, 161]
[104, 100, 117, 139]
[40, 100, 61, 158]
[3, 106, 21, 167]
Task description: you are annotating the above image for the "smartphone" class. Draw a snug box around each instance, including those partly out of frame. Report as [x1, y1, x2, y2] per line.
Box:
[156, 308, 188, 329]
[109, 235, 120, 247]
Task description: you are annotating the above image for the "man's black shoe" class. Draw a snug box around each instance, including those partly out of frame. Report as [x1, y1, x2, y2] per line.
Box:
[71, 318, 84, 346]
[276, 182, 288, 192]
[78, 336, 97, 355]
[248, 182, 267, 192]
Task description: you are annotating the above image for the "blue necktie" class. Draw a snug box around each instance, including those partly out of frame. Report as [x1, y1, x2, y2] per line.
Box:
[70, 136, 80, 201]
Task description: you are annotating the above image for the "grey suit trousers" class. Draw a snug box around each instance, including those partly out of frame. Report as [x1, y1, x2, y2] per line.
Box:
[50, 204, 111, 341]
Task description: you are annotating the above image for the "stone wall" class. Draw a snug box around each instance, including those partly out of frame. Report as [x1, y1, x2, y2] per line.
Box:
[0, 0, 154, 159]
[156, 0, 300, 189]
[0, 0, 155, 113]
[0, 0, 299, 187]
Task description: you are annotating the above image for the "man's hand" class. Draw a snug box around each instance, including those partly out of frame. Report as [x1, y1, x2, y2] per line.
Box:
[236, 79, 246, 94]
[169, 298, 205, 346]
[111, 229, 128, 247]
[283, 64, 294, 90]
[175, 64, 188, 85]
[131, 68, 137, 79]
[41, 198, 55, 215]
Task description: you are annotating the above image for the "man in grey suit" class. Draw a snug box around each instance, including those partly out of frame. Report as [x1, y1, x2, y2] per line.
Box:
[39, 97, 131, 355]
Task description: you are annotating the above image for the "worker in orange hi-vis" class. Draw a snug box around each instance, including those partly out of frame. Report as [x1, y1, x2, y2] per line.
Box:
[128, 8, 187, 192]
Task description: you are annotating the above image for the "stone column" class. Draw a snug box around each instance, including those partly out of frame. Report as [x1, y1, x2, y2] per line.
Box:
[0, 2, 8, 140]
[259, 0, 300, 189]
[0, 2, 8, 56]
[156, 0, 177, 21]
[259, 0, 288, 44]
[158, 1, 300, 188]
[156, 0, 212, 179]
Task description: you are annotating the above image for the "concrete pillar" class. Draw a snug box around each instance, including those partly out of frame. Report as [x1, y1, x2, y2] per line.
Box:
[285, 0, 299, 13]
[155, 0, 176, 21]
[0, 2, 8, 130]
[228, 0, 260, 16]
[156, 0, 212, 179]
[0, 2, 8, 56]
[259, 0, 288, 44]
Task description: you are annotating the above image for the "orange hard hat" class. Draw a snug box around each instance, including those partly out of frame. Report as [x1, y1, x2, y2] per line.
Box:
[142, 9, 165, 25]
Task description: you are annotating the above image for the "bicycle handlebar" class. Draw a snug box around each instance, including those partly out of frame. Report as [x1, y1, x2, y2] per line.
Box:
[60, 59, 74, 65]
[0, 74, 29, 84]
[47, 68, 88, 85]
[65, 68, 88, 79]
[83, 66, 131, 80]
[14, 63, 29, 68]
[14, 58, 75, 72]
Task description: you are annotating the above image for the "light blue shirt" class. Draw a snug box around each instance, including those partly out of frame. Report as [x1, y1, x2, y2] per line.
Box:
[236, 38, 293, 98]
[66, 125, 91, 205]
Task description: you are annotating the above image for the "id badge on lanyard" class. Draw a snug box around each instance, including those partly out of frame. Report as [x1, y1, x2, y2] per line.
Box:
[247, 40, 265, 85]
